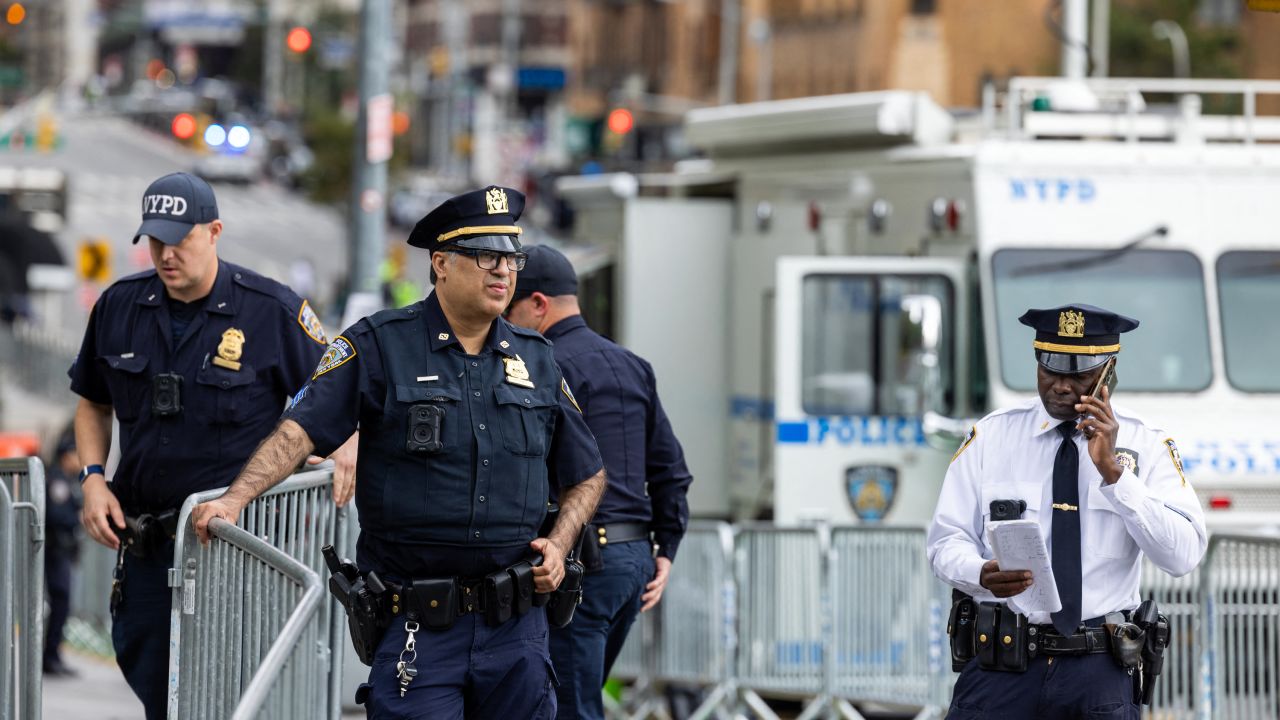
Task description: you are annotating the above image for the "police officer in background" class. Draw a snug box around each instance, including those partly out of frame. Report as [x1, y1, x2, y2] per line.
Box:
[506, 245, 692, 720]
[191, 187, 607, 719]
[928, 304, 1206, 719]
[44, 424, 82, 677]
[70, 172, 355, 719]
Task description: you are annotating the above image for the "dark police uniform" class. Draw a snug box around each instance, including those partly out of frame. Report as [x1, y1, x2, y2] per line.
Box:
[513, 246, 692, 720]
[284, 187, 604, 719]
[68, 259, 327, 717]
[928, 304, 1206, 719]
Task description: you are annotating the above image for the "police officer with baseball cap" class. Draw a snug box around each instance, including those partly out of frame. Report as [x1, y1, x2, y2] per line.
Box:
[928, 303, 1205, 718]
[192, 186, 607, 719]
[506, 245, 693, 720]
[70, 171, 350, 718]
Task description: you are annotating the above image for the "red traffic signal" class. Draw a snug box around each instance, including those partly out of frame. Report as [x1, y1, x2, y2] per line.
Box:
[606, 108, 634, 135]
[286, 27, 312, 54]
[171, 113, 197, 140]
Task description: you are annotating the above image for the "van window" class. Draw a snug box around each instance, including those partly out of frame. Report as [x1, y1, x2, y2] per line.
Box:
[1218, 251, 1280, 392]
[991, 248, 1210, 392]
[800, 274, 955, 416]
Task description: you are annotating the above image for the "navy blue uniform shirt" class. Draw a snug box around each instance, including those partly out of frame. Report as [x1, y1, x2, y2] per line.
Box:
[284, 291, 603, 579]
[544, 316, 691, 561]
[68, 260, 329, 514]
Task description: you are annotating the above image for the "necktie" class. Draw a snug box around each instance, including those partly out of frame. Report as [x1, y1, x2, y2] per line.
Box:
[1051, 421, 1082, 636]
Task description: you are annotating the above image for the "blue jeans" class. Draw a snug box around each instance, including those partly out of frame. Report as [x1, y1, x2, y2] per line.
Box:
[362, 607, 557, 719]
[111, 547, 173, 720]
[549, 539, 654, 720]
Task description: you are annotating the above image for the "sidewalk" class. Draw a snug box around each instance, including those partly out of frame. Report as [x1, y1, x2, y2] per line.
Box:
[41, 650, 143, 719]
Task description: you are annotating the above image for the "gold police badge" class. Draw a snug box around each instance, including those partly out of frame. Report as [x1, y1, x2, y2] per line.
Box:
[486, 187, 509, 215]
[504, 355, 534, 388]
[1114, 447, 1140, 476]
[1058, 309, 1085, 338]
[212, 328, 245, 371]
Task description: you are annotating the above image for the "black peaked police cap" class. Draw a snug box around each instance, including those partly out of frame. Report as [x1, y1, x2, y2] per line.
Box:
[407, 186, 525, 254]
[1018, 303, 1139, 374]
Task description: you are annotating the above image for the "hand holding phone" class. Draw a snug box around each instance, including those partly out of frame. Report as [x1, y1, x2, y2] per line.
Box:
[1088, 357, 1117, 402]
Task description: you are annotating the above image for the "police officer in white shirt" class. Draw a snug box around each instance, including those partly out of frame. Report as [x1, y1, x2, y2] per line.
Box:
[928, 303, 1206, 719]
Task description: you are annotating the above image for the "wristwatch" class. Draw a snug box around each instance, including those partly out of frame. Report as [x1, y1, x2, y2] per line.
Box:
[78, 464, 105, 484]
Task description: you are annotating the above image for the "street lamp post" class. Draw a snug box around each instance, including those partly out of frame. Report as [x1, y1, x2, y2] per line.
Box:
[1151, 19, 1190, 79]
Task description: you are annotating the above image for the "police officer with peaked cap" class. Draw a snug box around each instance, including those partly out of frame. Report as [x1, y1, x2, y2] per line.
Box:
[505, 244, 692, 720]
[70, 171, 354, 719]
[928, 303, 1206, 718]
[191, 186, 608, 719]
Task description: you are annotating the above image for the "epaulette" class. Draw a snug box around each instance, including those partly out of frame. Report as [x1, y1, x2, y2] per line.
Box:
[365, 304, 422, 329]
[505, 320, 552, 345]
[229, 263, 292, 303]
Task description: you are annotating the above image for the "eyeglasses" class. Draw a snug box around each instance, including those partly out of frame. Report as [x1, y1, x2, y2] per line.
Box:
[448, 248, 528, 272]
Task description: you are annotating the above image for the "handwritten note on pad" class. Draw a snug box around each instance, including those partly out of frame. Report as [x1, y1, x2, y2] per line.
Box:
[986, 520, 1062, 614]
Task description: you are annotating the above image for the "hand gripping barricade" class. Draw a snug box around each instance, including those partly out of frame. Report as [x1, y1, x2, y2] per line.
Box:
[0, 457, 45, 720]
[169, 469, 351, 720]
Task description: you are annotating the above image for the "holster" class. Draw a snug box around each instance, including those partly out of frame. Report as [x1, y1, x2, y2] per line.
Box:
[579, 524, 604, 573]
[1134, 599, 1169, 705]
[974, 601, 1028, 673]
[322, 545, 388, 666]
[545, 525, 588, 628]
[948, 590, 977, 671]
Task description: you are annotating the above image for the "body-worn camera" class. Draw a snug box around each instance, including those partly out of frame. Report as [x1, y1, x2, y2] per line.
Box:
[152, 372, 183, 416]
[989, 498, 1027, 521]
[406, 404, 445, 453]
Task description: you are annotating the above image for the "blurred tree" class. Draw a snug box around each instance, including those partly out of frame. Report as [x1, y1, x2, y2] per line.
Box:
[299, 111, 354, 205]
[1109, 0, 1241, 79]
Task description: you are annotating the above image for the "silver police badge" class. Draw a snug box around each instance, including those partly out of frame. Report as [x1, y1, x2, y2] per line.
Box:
[845, 465, 898, 522]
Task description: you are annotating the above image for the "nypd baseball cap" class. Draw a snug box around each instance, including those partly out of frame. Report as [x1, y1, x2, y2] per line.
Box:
[132, 172, 220, 245]
[512, 245, 578, 299]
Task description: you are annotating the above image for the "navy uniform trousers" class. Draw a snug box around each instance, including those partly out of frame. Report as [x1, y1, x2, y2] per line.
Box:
[363, 607, 558, 719]
[948, 653, 1139, 719]
[549, 540, 654, 719]
[111, 544, 174, 720]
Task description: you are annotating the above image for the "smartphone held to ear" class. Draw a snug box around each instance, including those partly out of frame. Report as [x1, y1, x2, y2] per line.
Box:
[1090, 357, 1117, 399]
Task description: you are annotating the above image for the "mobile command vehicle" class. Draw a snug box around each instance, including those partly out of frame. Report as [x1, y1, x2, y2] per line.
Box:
[554, 77, 1280, 530]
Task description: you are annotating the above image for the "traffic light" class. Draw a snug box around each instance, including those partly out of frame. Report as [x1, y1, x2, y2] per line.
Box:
[286, 27, 312, 54]
[606, 108, 634, 135]
[79, 239, 111, 283]
[171, 113, 197, 140]
[6, 3, 24, 25]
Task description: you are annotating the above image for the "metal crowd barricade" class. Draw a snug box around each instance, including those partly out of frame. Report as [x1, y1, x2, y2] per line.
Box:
[0, 457, 45, 720]
[734, 525, 828, 717]
[168, 469, 350, 720]
[1141, 556, 1200, 720]
[1203, 535, 1280, 720]
[828, 527, 953, 713]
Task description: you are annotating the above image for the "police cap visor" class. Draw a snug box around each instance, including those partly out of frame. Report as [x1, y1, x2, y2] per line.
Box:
[448, 234, 522, 253]
[1035, 350, 1113, 374]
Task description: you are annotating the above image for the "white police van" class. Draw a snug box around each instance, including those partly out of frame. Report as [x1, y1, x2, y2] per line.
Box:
[555, 77, 1280, 531]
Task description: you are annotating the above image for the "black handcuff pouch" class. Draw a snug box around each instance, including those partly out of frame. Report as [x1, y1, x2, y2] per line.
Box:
[410, 577, 458, 629]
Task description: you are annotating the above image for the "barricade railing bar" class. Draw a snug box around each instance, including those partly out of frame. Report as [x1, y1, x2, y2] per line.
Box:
[0, 456, 45, 720]
[168, 469, 350, 720]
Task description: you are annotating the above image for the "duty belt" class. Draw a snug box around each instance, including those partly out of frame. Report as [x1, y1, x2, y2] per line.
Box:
[592, 521, 650, 546]
[380, 559, 542, 630]
[1032, 625, 1112, 656]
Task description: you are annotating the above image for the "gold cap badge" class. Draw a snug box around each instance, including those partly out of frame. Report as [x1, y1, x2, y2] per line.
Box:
[486, 187, 509, 215]
[212, 328, 245, 371]
[1058, 310, 1085, 338]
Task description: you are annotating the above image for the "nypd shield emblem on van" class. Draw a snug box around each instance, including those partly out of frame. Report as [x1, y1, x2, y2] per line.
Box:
[846, 465, 898, 522]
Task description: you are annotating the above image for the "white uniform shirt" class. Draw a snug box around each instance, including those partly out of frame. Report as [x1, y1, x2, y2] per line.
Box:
[927, 398, 1207, 623]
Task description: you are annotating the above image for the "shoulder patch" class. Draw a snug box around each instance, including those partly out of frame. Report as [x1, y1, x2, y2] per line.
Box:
[1114, 447, 1140, 476]
[951, 425, 977, 463]
[297, 300, 328, 345]
[1164, 438, 1187, 487]
[561, 378, 582, 414]
[313, 336, 357, 379]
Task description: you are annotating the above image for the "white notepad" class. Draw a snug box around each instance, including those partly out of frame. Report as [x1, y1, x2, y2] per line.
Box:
[986, 519, 1062, 614]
